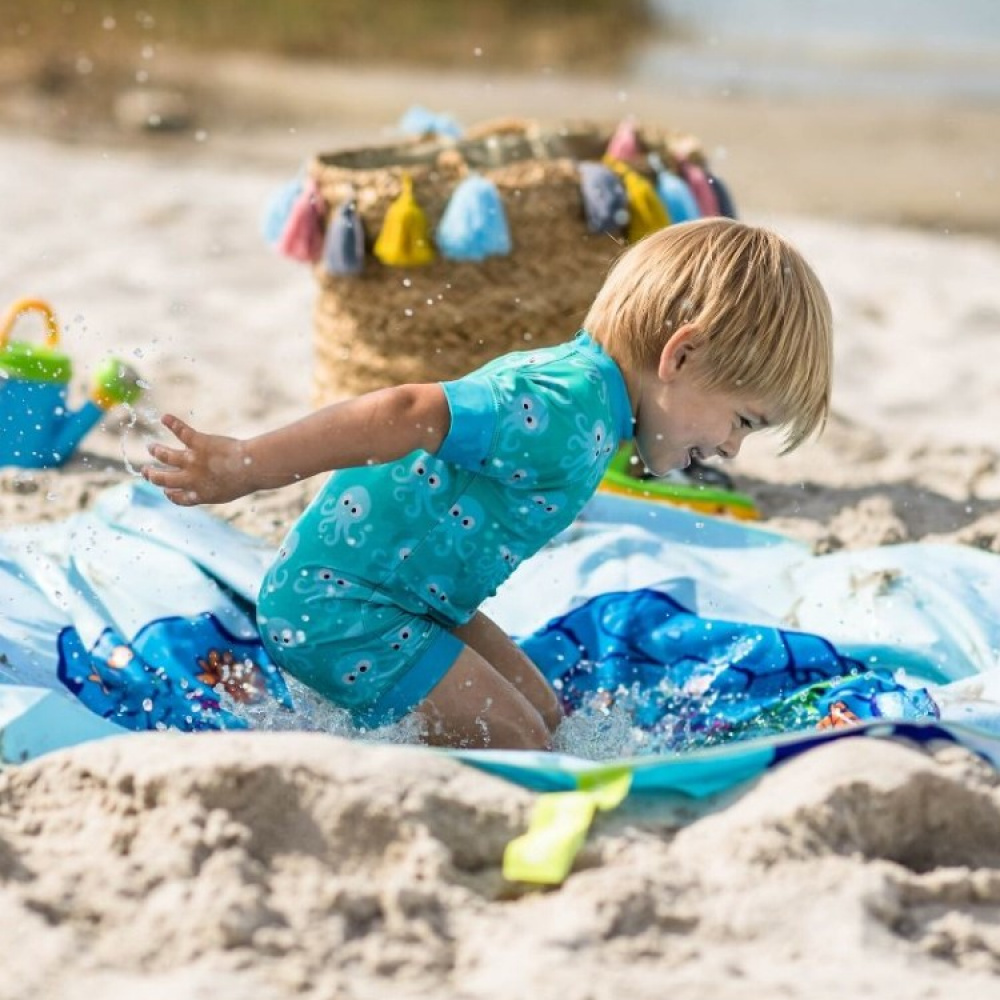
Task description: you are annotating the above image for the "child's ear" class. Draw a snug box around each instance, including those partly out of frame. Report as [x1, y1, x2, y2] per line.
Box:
[658, 324, 700, 381]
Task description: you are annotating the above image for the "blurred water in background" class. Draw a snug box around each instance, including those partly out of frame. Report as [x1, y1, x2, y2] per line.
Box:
[639, 0, 1000, 102]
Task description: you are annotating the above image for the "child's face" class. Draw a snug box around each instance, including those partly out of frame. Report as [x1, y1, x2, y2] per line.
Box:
[632, 329, 772, 478]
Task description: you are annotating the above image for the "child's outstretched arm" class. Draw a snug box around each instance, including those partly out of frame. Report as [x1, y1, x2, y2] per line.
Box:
[143, 383, 450, 506]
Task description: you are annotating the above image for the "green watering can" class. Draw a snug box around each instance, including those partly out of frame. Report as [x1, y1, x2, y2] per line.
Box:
[0, 298, 142, 468]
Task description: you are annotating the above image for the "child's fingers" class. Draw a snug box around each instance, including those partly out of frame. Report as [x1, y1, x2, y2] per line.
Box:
[146, 441, 189, 468]
[142, 463, 190, 490]
[163, 488, 200, 507]
[161, 413, 199, 447]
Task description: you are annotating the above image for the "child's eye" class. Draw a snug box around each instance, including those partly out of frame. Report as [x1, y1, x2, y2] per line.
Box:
[738, 415, 754, 431]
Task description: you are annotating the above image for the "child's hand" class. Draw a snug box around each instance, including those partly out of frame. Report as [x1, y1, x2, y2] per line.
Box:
[142, 414, 254, 506]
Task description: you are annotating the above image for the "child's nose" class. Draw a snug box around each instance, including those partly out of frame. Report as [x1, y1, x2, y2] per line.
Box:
[718, 430, 744, 460]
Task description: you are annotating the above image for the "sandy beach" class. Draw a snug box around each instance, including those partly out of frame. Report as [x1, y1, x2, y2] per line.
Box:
[2, 51, 1000, 999]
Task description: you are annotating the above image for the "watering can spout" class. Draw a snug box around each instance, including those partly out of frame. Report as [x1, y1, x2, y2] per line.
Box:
[50, 357, 143, 465]
[51, 399, 104, 465]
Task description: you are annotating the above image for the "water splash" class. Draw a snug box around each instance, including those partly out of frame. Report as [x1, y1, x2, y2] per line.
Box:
[553, 693, 646, 760]
[119, 392, 157, 479]
[550, 663, 834, 761]
[119, 402, 142, 477]
[218, 674, 427, 746]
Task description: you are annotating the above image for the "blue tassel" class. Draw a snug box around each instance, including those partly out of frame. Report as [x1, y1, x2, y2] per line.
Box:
[323, 199, 366, 276]
[706, 170, 738, 218]
[398, 105, 463, 140]
[261, 176, 303, 246]
[436, 174, 511, 261]
[648, 154, 700, 223]
[578, 162, 628, 235]
[655, 170, 701, 223]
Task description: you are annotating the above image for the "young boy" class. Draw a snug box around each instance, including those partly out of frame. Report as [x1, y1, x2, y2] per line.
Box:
[143, 218, 832, 751]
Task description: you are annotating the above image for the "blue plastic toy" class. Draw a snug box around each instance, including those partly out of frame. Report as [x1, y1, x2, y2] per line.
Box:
[0, 298, 143, 468]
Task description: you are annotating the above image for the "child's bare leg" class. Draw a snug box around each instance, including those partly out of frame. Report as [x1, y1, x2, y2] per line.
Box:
[415, 647, 551, 750]
[452, 611, 564, 732]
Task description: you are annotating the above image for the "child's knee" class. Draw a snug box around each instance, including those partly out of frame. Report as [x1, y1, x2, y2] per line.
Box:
[537, 687, 565, 734]
[493, 705, 552, 751]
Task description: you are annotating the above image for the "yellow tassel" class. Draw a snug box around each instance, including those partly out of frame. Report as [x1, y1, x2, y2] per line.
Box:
[373, 173, 435, 267]
[604, 157, 669, 243]
[622, 168, 669, 242]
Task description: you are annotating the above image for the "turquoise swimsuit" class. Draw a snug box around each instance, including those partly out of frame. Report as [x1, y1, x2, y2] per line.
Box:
[257, 332, 633, 726]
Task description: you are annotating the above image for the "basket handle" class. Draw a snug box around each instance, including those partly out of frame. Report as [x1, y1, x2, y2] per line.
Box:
[0, 298, 60, 350]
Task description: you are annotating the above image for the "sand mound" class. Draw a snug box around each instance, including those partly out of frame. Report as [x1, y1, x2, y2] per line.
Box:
[0, 732, 531, 999]
[2, 733, 1000, 999]
[666, 739, 1000, 993]
[673, 738, 1000, 870]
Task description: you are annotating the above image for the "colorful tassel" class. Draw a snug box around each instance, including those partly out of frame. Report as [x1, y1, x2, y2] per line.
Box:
[606, 160, 669, 242]
[323, 198, 366, 276]
[261, 175, 303, 246]
[679, 160, 721, 217]
[578, 162, 628, 236]
[706, 170, 738, 218]
[277, 179, 326, 262]
[435, 174, 511, 261]
[373, 174, 435, 268]
[654, 169, 701, 223]
[605, 119, 642, 163]
[398, 104, 463, 140]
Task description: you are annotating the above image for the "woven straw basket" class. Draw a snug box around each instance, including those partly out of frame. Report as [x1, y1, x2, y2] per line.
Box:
[309, 121, 704, 403]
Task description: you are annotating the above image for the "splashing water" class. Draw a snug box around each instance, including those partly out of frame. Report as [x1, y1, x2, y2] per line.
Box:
[550, 663, 839, 761]
[119, 402, 142, 477]
[119, 392, 157, 479]
[218, 674, 427, 746]
[553, 694, 646, 760]
[219, 662, 813, 759]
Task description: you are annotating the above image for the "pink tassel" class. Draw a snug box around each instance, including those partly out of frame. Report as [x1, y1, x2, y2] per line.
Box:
[277, 179, 326, 262]
[679, 161, 721, 217]
[605, 119, 642, 163]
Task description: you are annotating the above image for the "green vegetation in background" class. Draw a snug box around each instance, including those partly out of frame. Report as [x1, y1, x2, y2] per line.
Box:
[4, 0, 651, 71]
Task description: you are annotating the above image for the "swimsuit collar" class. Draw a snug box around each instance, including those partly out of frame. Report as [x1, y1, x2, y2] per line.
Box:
[575, 330, 634, 442]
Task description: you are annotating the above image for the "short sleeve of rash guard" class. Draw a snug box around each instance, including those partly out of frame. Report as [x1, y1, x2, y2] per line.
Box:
[436, 354, 595, 477]
[436, 372, 498, 471]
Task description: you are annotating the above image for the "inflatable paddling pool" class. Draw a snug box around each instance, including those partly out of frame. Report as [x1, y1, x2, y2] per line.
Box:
[6, 482, 1000, 883]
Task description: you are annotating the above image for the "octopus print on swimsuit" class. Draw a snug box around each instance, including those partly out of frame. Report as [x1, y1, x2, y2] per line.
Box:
[317, 485, 375, 549]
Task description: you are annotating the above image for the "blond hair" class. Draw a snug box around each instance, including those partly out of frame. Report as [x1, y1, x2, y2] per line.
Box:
[583, 218, 832, 451]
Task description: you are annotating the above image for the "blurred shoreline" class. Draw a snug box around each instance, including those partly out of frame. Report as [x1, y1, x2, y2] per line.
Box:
[1, 51, 997, 237]
[645, 0, 1000, 104]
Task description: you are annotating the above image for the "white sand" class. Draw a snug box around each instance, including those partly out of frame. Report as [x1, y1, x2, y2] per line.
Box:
[2, 64, 1000, 996]
[2, 733, 999, 999]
